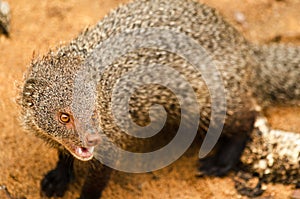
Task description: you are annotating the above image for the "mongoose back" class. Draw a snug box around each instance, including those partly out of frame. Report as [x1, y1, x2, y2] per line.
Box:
[20, 0, 300, 198]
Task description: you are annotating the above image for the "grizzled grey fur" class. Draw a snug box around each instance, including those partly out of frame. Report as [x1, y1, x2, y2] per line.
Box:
[19, 0, 299, 198]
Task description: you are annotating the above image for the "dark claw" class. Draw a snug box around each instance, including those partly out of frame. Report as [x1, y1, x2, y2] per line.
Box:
[198, 156, 232, 177]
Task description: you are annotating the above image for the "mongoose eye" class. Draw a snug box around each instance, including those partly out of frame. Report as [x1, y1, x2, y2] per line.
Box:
[59, 112, 71, 124]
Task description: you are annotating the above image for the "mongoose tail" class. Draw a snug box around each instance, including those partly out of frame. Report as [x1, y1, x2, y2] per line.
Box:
[251, 44, 300, 107]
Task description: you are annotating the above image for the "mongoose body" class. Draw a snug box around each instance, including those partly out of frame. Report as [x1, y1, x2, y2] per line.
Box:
[20, 0, 300, 198]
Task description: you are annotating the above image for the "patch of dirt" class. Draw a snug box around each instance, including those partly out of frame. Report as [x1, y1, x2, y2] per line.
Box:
[0, 0, 299, 198]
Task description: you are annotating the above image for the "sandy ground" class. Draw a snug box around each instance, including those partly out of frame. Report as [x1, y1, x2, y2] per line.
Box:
[0, 0, 299, 198]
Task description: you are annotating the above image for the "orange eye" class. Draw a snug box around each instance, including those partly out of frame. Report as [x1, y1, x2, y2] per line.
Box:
[59, 112, 71, 124]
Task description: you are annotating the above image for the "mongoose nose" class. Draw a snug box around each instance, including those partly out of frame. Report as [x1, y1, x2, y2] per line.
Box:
[85, 134, 101, 147]
[74, 120, 102, 147]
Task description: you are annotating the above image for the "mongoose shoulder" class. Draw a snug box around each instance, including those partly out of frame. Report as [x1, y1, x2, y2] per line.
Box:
[20, 0, 300, 198]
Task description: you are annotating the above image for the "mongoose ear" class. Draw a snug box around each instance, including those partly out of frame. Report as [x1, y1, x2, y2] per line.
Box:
[22, 78, 42, 108]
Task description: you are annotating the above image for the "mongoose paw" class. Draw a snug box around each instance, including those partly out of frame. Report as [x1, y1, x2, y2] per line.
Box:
[198, 156, 232, 177]
[41, 167, 74, 197]
[197, 143, 239, 177]
[77, 194, 102, 199]
[77, 189, 103, 199]
[198, 133, 249, 177]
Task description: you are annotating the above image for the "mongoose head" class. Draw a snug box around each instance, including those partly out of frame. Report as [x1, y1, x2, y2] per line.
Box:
[20, 50, 97, 161]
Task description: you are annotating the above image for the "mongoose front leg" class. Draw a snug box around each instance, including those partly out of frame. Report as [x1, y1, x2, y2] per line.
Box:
[79, 160, 112, 199]
[41, 149, 74, 197]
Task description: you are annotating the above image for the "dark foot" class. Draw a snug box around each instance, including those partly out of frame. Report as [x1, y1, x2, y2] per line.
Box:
[198, 133, 249, 177]
[198, 155, 232, 176]
[79, 160, 112, 199]
[41, 150, 74, 197]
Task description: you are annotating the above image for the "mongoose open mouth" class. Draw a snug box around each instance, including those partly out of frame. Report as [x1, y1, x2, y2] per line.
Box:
[73, 146, 95, 161]
[57, 137, 95, 161]
[64, 142, 95, 161]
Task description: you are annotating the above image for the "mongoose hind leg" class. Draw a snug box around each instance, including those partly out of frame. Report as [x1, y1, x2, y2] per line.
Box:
[199, 133, 249, 176]
[41, 149, 74, 197]
[199, 110, 256, 176]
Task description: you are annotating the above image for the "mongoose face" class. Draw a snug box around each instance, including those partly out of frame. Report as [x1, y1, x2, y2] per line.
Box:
[21, 52, 96, 161]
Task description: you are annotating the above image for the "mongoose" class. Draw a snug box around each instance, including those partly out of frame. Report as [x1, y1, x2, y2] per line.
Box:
[19, 0, 300, 198]
[0, 0, 10, 36]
